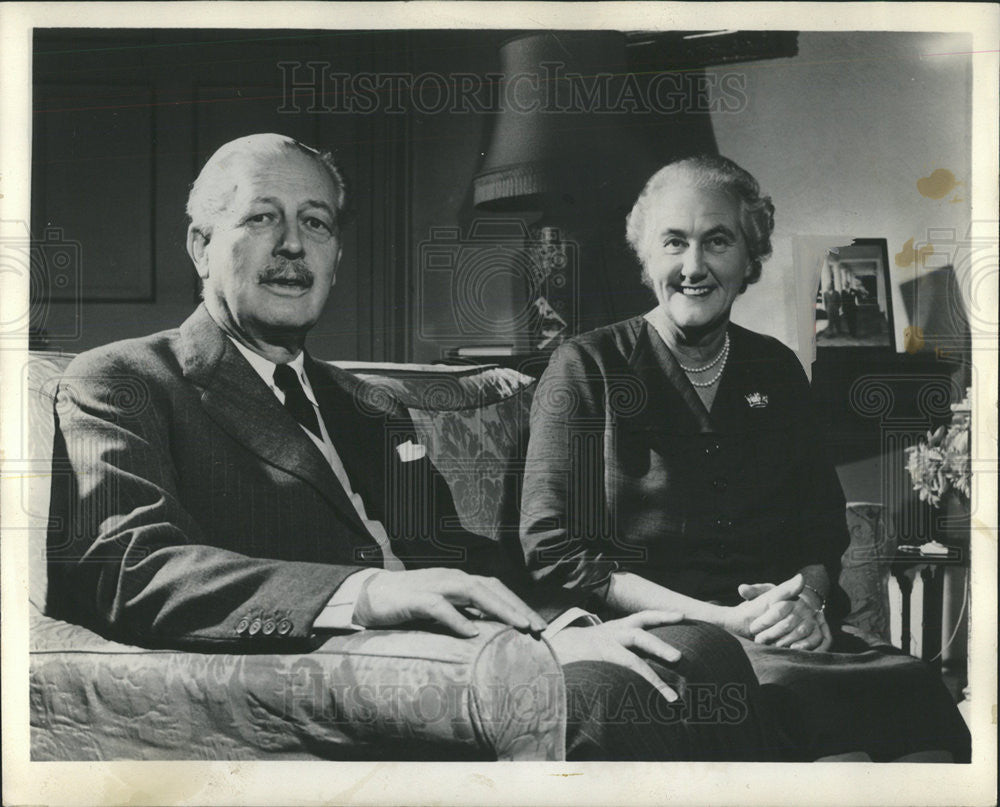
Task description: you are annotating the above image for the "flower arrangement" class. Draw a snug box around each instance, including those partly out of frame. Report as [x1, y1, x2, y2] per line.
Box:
[905, 392, 972, 508]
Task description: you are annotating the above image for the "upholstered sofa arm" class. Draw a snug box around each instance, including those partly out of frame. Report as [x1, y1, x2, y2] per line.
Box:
[29, 611, 566, 761]
[839, 502, 896, 646]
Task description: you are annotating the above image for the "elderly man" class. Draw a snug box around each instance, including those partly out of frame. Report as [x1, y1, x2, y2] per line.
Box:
[46, 133, 774, 760]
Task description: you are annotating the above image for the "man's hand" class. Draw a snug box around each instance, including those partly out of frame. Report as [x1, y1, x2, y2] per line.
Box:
[353, 568, 547, 637]
[548, 611, 685, 702]
[735, 576, 833, 652]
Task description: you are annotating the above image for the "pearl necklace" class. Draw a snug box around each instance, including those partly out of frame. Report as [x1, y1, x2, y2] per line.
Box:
[681, 334, 730, 388]
[686, 351, 729, 387]
[677, 333, 730, 372]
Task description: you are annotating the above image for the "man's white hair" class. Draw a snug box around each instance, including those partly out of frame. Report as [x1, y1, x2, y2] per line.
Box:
[186, 133, 349, 236]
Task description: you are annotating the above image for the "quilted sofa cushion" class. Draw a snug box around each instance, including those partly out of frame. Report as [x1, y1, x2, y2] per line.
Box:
[30, 609, 565, 760]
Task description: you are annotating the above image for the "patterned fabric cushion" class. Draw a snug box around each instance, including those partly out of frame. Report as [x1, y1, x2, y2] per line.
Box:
[408, 397, 533, 541]
[840, 502, 896, 644]
[339, 362, 531, 410]
[30, 610, 565, 760]
[25, 352, 75, 613]
[345, 364, 536, 542]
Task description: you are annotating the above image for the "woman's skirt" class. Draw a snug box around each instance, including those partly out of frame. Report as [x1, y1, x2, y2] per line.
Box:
[737, 632, 971, 762]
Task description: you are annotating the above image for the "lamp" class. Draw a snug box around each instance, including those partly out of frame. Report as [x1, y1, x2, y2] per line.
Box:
[473, 31, 644, 212]
[471, 32, 660, 348]
[468, 31, 729, 349]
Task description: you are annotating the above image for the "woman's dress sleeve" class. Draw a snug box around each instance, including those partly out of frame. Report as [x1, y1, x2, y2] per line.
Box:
[519, 341, 619, 602]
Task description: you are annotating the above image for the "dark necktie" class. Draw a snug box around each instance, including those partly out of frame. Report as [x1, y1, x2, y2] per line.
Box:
[273, 364, 322, 439]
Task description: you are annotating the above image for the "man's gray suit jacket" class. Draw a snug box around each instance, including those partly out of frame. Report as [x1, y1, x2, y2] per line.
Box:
[47, 304, 497, 649]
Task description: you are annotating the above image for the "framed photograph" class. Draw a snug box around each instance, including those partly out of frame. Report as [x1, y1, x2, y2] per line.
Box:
[815, 237, 895, 348]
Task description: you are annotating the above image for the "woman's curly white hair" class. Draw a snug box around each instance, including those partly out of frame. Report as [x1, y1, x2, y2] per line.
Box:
[625, 155, 775, 287]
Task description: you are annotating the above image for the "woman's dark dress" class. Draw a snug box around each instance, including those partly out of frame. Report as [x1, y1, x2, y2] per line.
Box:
[520, 316, 970, 761]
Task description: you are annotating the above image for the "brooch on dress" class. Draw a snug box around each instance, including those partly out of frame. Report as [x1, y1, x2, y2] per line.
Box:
[745, 392, 769, 408]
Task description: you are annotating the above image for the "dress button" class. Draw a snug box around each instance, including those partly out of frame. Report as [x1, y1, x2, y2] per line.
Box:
[713, 477, 728, 492]
[277, 619, 293, 636]
[717, 542, 728, 558]
[704, 442, 721, 456]
[248, 618, 262, 636]
[262, 620, 276, 636]
[235, 618, 250, 635]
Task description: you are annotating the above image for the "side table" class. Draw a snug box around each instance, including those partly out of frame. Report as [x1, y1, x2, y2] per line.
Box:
[889, 545, 968, 673]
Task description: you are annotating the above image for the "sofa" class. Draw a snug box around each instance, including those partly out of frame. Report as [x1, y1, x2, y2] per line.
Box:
[25, 351, 895, 761]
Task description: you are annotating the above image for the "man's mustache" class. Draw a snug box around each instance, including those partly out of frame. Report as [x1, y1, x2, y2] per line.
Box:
[258, 261, 314, 286]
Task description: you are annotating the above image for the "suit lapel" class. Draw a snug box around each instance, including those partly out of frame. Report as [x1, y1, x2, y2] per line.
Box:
[177, 305, 370, 535]
[303, 354, 407, 522]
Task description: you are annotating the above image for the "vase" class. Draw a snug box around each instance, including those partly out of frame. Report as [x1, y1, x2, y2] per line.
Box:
[934, 490, 971, 546]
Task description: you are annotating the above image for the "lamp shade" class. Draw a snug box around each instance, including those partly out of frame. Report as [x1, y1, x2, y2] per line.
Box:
[473, 31, 637, 211]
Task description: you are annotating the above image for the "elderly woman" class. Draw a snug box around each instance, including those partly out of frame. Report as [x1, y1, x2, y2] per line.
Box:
[520, 155, 970, 762]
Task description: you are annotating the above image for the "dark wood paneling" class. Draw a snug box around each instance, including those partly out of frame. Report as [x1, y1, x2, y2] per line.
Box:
[31, 30, 420, 360]
[32, 83, 156, 301]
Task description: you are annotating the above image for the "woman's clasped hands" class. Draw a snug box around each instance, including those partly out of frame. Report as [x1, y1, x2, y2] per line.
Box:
[727, 574, 833, 652]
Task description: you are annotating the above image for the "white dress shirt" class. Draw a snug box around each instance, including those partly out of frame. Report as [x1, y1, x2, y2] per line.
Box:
[228, 338, 403, 630]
